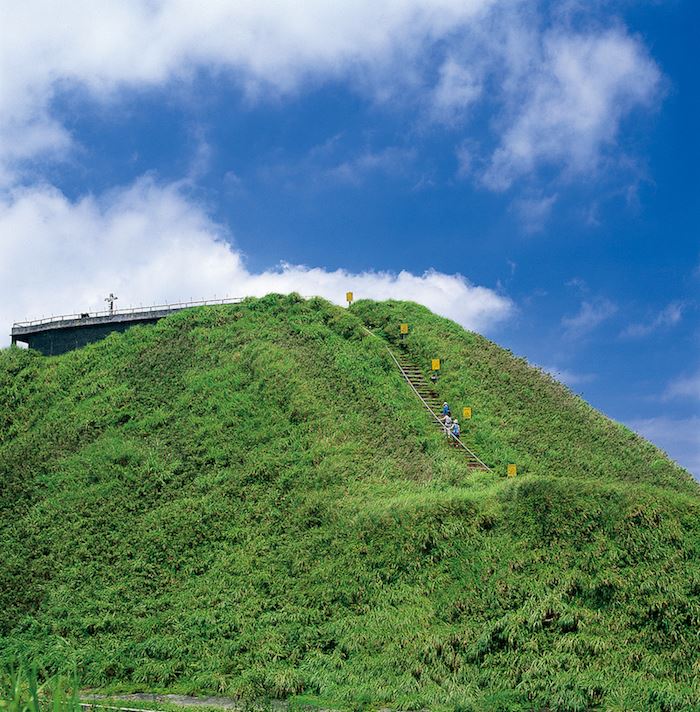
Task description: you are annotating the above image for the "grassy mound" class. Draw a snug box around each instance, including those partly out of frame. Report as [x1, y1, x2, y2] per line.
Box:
[1, 294, 698, 711]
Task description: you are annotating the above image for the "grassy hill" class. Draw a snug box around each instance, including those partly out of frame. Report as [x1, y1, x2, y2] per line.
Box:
[1, 294, 698, 711]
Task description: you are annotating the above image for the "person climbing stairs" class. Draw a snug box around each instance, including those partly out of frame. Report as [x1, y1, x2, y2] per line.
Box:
[358, 323, 490, 470]
[391, 350, 490, 470]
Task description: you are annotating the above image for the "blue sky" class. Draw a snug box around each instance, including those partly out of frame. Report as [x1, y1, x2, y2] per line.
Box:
[0, 1, 697, 475]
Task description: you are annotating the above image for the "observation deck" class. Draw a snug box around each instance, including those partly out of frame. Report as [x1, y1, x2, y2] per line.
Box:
[11, 297, 243, 356]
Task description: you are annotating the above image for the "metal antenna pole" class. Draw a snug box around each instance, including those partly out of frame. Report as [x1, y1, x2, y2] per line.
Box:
[105, 293, 118, 314]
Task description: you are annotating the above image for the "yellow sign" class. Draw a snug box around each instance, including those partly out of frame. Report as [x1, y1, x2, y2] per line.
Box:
[463, 407, 472, 419]
[400, 323, 409, 334]
[431, 358, 441, 371]
[507, 464, 517, 477]
[346, 291, 353, 304]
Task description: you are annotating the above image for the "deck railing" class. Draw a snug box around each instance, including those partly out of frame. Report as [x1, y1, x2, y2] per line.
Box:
[12, 297, 245, 329]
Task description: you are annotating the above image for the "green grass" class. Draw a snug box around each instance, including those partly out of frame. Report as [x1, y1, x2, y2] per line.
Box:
[351, 298, 695, 492]
[0, 666, 80, 712]
[1, 294, 699, 710]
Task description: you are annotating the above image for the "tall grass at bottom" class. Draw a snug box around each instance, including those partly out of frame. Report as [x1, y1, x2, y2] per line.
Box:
[1, 666, 80, 712]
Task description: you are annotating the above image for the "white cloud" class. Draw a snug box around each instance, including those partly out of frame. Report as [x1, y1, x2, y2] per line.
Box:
[665, 370, 700, 401]
[627, 416, 700, 479]
[0, 2, 661, 191]
[0, 0, 497, 181]
[565, 277, 588, 292]
[455, 141, 475, 178]
[562, 297, 617, 337]
[482, 29, 660, 190]
[327, 147, 416, 185]
[0, 177, 513, 347]
[511, 193, 557, 233]
[429, 58, 483, 124]
[257, 137, 418, 190]
[620, 302, 683, 339]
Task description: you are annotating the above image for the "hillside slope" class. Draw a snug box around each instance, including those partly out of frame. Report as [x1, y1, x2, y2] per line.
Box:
[1, 295, 699, 711]
[352, 299, 694, 492]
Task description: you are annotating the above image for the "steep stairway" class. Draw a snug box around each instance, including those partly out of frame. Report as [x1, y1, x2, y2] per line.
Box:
[390, 349, 490, 471]
[395, 353, 443, 421]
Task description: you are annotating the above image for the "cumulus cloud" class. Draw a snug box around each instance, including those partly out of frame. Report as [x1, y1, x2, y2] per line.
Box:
[0, 178, 513, 347]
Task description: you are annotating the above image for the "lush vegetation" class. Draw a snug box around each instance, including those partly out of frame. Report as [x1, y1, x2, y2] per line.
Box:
[352, 299, 695, 492]
[1, 294, 698, 711]
[0, 667, 80, 712]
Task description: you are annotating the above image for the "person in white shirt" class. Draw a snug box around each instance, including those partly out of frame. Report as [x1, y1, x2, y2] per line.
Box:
[443, 413, 453, 438]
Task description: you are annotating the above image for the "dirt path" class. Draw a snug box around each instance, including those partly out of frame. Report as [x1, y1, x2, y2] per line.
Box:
[80, 693, 396, 712]
[81, 693, 291, 711]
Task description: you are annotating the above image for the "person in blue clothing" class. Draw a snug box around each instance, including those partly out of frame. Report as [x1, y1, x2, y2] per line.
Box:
[442, 402, 450, 416]
[451, 419, 460, 446]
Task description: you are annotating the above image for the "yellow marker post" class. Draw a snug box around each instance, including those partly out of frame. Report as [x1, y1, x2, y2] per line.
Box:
[346, 291, 353, 306]
[507, 464, 517, 478]
[431, 358, 441, 371]
[463, 406, 472, 419]
[400, 323, 409, 335]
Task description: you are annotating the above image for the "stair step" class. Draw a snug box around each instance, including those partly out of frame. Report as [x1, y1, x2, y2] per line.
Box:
[391, 348, 489, 471]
